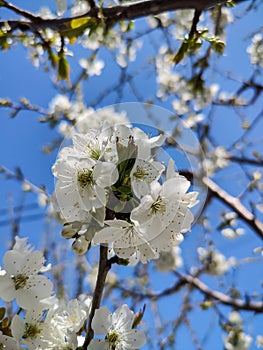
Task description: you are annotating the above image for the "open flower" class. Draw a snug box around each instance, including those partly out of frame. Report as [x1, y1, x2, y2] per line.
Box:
[93, 219, 158, 264]
[131, 159, 164, 198]
[131, 176, 196, 245]
[11, 308, 49, 350]
[0, 249, 53, 310]
[89, 304, 146, 350]
[53, 157, 118, 222]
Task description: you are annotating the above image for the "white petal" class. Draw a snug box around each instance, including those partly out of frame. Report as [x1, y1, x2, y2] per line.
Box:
[105, 220, 130, 228]
[22, 251, 45, 275]
[162, 177, 190, 199]
[132, 180, 150, 199]
[92, 306, 112, 334]
[0, 275, 16, 302]
[16, 275, 53, 309]
[112, 304, 134, 331]
[56, 0, 67, 16]
[130, 195, 154, 224]
[11, 314, 25, 341]
[94, 162, 118, 187]
[93, 227, 123, 245]
[0, 333, 22, 350]
[124, 329, 147, 348]
[89, 339, 109, 350]
[3, 250, 24, 275]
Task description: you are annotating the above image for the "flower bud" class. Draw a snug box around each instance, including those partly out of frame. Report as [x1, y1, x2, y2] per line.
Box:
[62, 222, 82, 239]
[72, 236, 91, 255]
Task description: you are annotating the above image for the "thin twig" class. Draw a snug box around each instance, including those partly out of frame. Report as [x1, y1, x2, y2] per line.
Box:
[1, 0, 40, 21]
[176, 272, 263, 312]
[202, 176, 263, 240]
[189, 9, 202, 38]
[83, 245, 110, 349]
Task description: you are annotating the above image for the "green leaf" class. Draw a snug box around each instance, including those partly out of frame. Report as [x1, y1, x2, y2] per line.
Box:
[171, 40, 189, 64]
[132, 304, 146, 329]
[60, 18, 99, 42]
[0, 30, 10, 50]
[47, 47, 58, 68]
[58, 52, 70, 84]
[115, 140, 137, 187]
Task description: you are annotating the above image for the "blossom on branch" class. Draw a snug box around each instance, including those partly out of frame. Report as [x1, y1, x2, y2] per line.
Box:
[89, 304, 146, 350]
[0, 242, 53, 310]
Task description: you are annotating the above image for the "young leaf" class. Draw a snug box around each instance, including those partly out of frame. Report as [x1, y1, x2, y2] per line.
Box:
[171, 40, 189, 65]
[60, 18, 99, 42]
[58, 51, 70, 84]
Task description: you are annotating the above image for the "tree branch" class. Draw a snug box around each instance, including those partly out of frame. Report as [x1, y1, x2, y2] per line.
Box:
[119, 271, 263, 312]
[1, 0, 245, 34]
[177, 272, 263, 312]
[83, 245, 110, 349]
[0, 0, 40, 21]
[202, 176, 263, 240]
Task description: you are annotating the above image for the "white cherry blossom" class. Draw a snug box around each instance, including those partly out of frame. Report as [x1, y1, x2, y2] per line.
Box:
[89, 304, 146, 350]
[93, 219, 158, 264]
[11, 308, 49, 350]
[197, 247, 231, 276]
[0, 249, 53, 310]
[53, 157, 118, 221]
[224, 331, 252, 350]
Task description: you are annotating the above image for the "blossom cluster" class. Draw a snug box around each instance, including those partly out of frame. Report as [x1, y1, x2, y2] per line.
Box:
[0, 237, 146, 349]
[52, 122, 199, 263]
[223, 312, 252, 350]
[0, 236, 88, 349]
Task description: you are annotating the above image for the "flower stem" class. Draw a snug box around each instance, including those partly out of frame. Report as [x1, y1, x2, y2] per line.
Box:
[83, 244, 110, 349]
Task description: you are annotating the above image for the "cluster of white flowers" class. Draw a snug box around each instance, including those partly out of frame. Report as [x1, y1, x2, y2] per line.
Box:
[155, 46, 219, 118]
[154, 246, 183, 272]
[203, 146, 230, 176]
[148, 10, 195, 37]
[197, 247, 234, 275]
[220, 211, 245, 239]
[79, 57, 105, 76]
[0, 237, 146, 349]
[223, 312, 252, 350]
[0, 237, 90, 349]
[247, 33, 263, 68]
[52, 122, 198, 263]
[48, 94, 129, 136]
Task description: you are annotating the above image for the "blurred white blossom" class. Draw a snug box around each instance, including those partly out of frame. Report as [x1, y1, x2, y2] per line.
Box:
[155, 246, 183, 272]
[79, 58, 105, 76]
[247, 33, 263, 68]
[198, 247, 232, 275]
[257, 335, 263, 348]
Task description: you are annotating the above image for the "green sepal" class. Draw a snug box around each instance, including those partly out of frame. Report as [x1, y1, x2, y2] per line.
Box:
[0, 307, 5, 320]
[132, 304, 146, 329]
